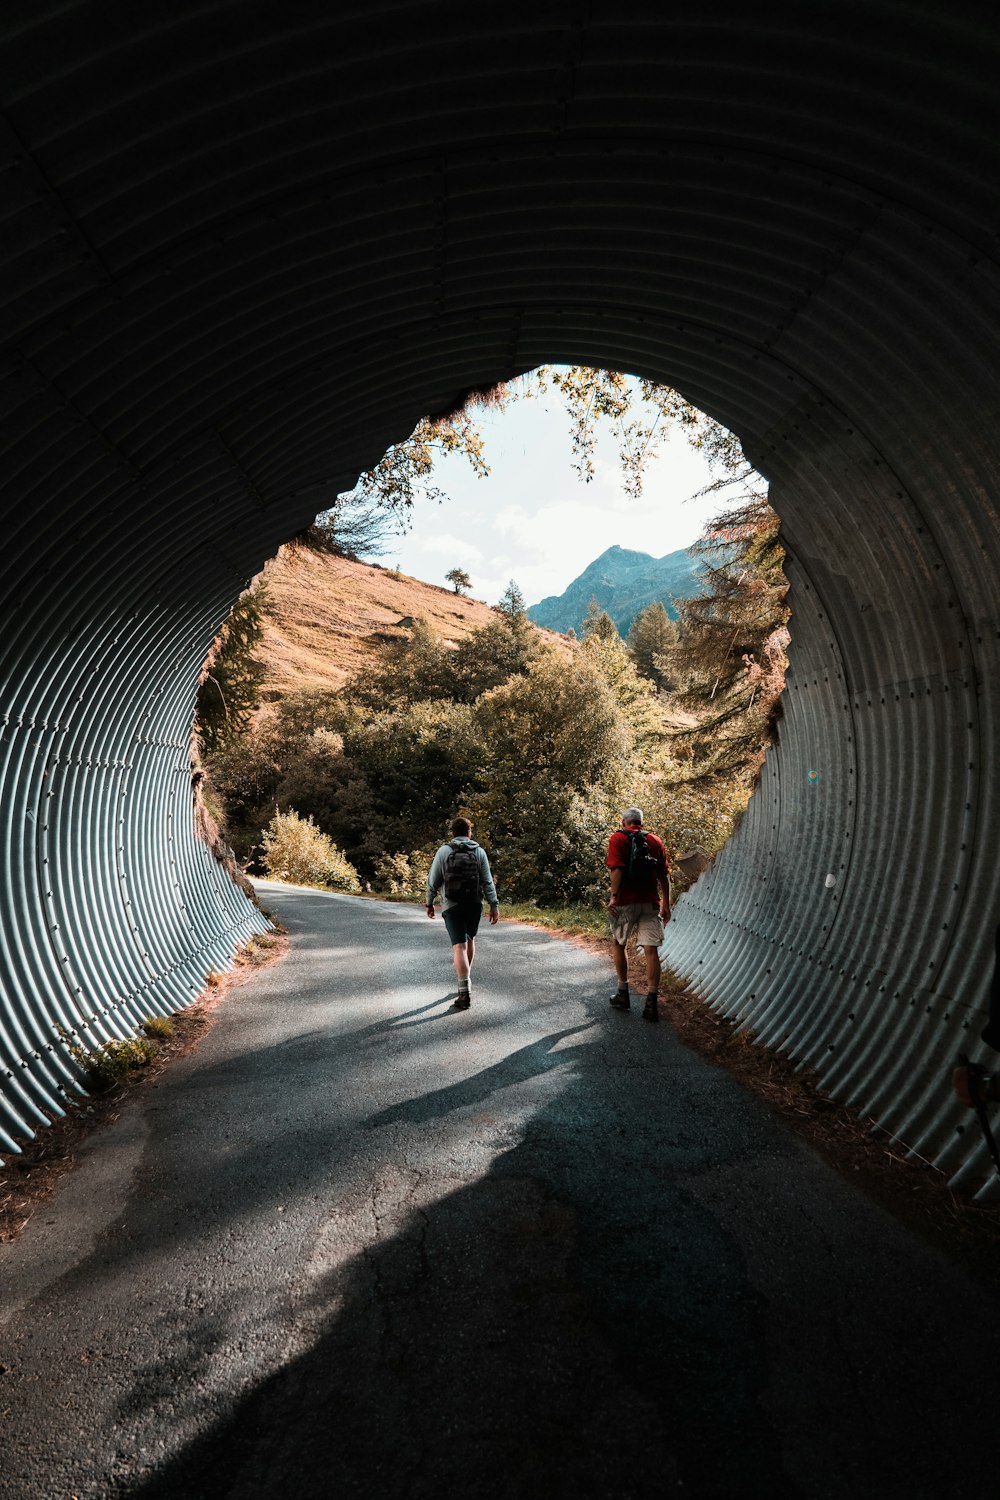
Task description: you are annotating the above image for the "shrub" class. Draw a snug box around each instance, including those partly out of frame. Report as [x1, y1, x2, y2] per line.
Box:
[373, 847, 434, 897]
[261, 808, 361, 890]
[71, 1036, 158, 1091]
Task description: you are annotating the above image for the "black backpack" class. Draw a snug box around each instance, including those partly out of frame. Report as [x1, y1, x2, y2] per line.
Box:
[625, 829, 663, 885]
[444, 841, 482, 903]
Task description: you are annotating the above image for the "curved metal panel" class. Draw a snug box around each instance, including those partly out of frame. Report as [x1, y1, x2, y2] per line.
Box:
[0, 3, 999, 1198]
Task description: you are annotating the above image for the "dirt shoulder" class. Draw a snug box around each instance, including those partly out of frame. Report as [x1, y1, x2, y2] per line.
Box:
[0, 933, 288, 1246]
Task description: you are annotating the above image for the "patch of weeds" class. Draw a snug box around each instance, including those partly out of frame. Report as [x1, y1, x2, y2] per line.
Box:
[70, 1037, 159, 1092]
[141, 1014, 176, 1040]
[237, 934, 284, 967]
[501, 902, 611, 940]
[204, 969, 224, 989]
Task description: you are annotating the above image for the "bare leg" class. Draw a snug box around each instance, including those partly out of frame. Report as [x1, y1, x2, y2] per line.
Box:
[612, 939, 628, 988]
[452, 942, 471, 983]
[466, 936, 476, 975]
[645, 946, 661, 994]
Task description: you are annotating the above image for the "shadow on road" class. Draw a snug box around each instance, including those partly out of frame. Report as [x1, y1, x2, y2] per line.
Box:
[121, 1056, 794, 1500]
[44, 893, 997, 1500]
[365, 1023, 595, 1127]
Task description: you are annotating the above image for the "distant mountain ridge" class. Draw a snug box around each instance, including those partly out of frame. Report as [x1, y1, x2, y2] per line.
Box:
[527, 543, 703, 637]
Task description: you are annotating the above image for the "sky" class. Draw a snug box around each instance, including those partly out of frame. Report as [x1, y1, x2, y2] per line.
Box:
[375, 381, 730, 609]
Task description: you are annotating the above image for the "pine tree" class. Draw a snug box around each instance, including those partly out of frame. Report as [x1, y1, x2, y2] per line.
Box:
[627, 602, 678, 690]
[669, 493, 789, 777]
[581, 597, 619, 642]
[498, 579, 527, 618]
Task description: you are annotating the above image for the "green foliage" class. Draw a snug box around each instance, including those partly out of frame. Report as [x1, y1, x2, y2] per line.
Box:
[499, 902, 611, 939]
[449, 610, 542, 702]
[71, 1036, 159, 1090]
[275, 688, 351, 742]
[196, 584, 269, 754]
[346, 618, 455, 711]
[261, 809, 361, 890]
[636, 766, 748, 865]
[327, 701, 484, 874]
[372, 848, 434, 897]
[497, 579, 527, 618]
[535, 366, 735, 501]
[628, 602, 679, 691]
[581, 597, 619, 643]
[669, 492, 788, 778]
[471, 648, 631, 902]
[208, 710, 283, 856]
[579, 628, 661, 749]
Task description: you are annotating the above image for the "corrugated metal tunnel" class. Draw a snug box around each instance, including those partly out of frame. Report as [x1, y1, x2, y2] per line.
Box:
[2, 4, 999, 1196]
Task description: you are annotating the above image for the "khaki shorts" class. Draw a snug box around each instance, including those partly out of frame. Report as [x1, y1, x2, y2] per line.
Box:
[610, 903, 664, 948]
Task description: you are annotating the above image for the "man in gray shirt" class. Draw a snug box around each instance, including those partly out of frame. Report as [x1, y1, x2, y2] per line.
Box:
[426, 816, 500, 1009]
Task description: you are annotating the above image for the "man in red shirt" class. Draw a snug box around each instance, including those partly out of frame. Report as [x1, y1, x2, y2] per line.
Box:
[606, 807, 672, 1022]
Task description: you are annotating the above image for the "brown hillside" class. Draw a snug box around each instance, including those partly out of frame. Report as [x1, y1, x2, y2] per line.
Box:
[255, 544, 556, 698]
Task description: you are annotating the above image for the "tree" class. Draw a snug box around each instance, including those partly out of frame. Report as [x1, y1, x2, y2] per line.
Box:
[346, 384, 510, 513]
[581, 597, 619, 643]
[446, 567, 472, 595]
[450, 609, 541, 703]
[471, 648, 633, 903]
[293, 492, 402, 560]
[534, 366, 739, 501]
[667, 491, 788, 778]
[345, 618, 454, 711]
[580, 624, 661, 749]
[314, 700, 485, 877]
[497, 579, 527, 618]
[195, 583, 269, 753]
[628, 602, 679, 691]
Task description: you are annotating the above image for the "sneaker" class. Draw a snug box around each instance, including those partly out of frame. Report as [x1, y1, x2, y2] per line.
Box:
[454, 991, 471, 1010]
[609, 989, 630, 1010]
[642, 995, 659, 1023]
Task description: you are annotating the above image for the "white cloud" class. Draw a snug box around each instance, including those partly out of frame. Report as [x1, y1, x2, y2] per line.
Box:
[410, 532, 483, 565]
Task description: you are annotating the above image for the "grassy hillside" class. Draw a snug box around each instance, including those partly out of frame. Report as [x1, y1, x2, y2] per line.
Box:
[255, 543, 555, 698]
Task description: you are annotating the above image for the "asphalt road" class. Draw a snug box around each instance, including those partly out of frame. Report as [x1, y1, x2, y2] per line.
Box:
[3, 883, 1000, 1500]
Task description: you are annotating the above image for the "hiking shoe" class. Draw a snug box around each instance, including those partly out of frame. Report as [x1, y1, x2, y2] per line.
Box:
[642, 995, 659, 1023]
[609, 989, 631, 1011]
[454, 991, 471, 1010]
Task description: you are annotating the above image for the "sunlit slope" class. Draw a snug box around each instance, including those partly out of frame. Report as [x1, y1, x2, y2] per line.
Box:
[256, 545, 539, 698]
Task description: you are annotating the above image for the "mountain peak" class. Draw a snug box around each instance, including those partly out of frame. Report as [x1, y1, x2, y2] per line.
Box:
[527, 545, 703, 637]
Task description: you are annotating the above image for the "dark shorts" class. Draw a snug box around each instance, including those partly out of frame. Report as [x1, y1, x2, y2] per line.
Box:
[443, 903, 482, 945]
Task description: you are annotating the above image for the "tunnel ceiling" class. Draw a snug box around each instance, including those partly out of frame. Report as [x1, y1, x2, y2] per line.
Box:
[2, 2, 1000, 1196]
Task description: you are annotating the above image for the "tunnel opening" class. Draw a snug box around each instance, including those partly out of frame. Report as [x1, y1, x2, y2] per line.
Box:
[193, 366, 787, 928]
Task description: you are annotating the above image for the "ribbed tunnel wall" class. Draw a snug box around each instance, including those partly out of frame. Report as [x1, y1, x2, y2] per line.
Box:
[2, 4, 999, 1195]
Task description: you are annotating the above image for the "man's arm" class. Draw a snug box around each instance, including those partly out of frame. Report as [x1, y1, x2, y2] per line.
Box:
[608, 866, 624, 908]
[426, 846, 444, 917]
[478, 850, 500, 924]
[657, 859, 672, 923]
